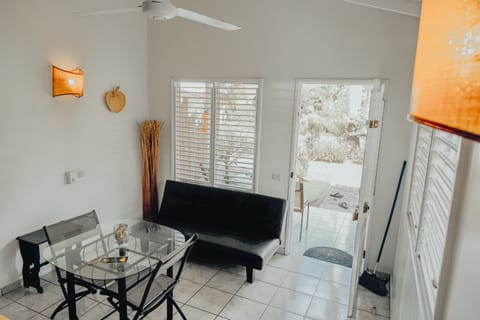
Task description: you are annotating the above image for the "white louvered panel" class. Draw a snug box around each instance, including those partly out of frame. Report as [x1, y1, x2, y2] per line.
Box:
[408, 126, 433, 235]
[415, 129, 461, 317]
[213, 82, 259, 191]
[174, 81, 213, 185]
[173, 80, 260, 192]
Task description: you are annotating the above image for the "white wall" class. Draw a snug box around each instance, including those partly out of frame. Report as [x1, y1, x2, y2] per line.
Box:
[441, 141, 480, 319]
[148, 0, 418, 271]
[0, 0, 148, 288]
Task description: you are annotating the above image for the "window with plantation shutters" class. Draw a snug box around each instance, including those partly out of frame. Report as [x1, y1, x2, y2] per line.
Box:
[173, 80, 260, 192]
[174, 81, 213, 185]
[407, 125, 461, 319]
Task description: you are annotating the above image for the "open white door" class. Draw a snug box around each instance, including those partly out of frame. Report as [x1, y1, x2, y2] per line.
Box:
[347, 80, 385, 317]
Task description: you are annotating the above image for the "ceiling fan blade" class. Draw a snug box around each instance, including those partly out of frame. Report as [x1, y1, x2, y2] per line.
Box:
[176, 8, 241, 31]
[74, 7, 142, 16]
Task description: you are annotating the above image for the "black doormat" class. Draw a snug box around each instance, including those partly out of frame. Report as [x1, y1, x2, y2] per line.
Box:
[303, 246, 353, 268]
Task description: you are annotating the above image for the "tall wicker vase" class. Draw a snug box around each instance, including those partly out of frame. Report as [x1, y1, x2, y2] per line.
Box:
[139, 120, 163, 221]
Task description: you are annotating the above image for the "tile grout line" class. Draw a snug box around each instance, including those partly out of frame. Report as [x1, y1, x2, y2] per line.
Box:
[185, 266, 282, 320]
[258, 284, 280, 319]
[210, 268, 266, 319]
[181, 263, 219, 307]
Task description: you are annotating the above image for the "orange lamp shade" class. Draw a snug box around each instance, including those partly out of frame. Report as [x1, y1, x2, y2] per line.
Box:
[410, 0, 480, 141]
[52, 66, 84, 98]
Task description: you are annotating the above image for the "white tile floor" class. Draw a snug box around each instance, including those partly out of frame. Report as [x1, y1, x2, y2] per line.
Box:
[0, 204, 388, 320]
[0, 253, 389, 320]
[290, 206, 356, 256]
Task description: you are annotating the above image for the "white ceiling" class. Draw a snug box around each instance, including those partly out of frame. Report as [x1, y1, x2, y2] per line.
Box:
[344, 0, 421, 18]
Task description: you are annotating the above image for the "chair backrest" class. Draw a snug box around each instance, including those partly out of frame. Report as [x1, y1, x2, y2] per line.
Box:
[138, 234, 198, 311]
[44, 210, 100, 245]
[43, 210, 101, 298]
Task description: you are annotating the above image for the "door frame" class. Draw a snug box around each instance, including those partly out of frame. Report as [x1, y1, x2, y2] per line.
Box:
[285, 78, 384, 253]
[285, 79, 385, 315]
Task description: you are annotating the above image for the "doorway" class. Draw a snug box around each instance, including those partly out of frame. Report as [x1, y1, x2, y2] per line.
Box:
[286, 79, 385, 316]
[290, 80, 373, 253]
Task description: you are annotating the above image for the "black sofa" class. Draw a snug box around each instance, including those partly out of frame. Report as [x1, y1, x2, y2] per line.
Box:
[155, 180, 287, 282]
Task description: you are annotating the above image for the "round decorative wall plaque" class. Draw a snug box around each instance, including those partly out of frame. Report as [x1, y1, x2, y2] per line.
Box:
[105, 86, 126, 113]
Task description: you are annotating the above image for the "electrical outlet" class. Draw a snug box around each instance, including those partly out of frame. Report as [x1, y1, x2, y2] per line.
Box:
[65, 170, 79, 184]
[65, 169, 85, 184]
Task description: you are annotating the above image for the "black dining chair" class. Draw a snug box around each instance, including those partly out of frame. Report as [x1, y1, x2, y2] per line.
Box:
[102, 233, 198, 320]
[43, 210, 102, 319]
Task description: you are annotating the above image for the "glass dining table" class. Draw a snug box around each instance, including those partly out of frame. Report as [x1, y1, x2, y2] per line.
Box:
[43, 219, 186, 320]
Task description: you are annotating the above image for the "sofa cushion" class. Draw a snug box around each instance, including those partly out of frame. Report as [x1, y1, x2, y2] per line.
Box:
[157, 218, 280, 270]
[158, 180, 286, 240]
[182, 227, 280, 270]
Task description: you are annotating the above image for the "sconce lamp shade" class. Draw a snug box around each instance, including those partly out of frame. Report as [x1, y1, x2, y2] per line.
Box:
[410, 0, 480, 141]
[52, 66, 84, 98]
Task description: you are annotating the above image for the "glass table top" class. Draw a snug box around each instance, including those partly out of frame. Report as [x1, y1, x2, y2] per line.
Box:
[43, 219, 185, 282]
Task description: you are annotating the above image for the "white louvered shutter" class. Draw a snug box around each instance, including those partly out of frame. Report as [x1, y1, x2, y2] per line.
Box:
[408, 126, 433, 236]
[173, 80, 260, 192]
[214, 82, 259, 191]
[413, 128, 461, 317]
[173, 81, 213, 185]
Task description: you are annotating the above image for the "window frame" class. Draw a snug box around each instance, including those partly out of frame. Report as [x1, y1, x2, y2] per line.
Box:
[170, 78, 263, 193]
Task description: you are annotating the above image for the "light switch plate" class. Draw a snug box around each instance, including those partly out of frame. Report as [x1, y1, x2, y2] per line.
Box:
[65, 170, 78, 184]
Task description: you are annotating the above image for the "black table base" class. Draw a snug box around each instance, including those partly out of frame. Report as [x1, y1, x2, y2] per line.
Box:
[66, 272, 79, 320]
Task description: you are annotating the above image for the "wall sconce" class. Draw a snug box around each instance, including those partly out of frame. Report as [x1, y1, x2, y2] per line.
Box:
[52, 66, 84, 98]
[409, 0, 480, 142]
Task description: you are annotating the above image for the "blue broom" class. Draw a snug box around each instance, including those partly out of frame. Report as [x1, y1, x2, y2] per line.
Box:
[359, 160, 407, 296]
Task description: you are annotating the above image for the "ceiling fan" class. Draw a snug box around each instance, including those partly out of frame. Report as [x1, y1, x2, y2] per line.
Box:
[74, 0, 241, 31]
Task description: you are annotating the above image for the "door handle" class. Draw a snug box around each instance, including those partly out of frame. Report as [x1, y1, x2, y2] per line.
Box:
[363, 202, 370, 214]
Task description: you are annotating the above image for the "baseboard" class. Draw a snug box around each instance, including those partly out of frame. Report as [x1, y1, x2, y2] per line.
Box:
[0, 265, 54, 296]
[1, 280, 21, 296]
[276, 246, 287, 255]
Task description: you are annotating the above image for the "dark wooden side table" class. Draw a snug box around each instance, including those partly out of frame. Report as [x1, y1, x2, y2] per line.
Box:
[16, 229, 48, 293]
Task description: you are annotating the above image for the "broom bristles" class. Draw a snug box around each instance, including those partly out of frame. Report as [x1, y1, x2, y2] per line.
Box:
[359, 270, 389, 296]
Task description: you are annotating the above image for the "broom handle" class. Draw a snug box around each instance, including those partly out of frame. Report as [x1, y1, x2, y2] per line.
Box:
[376, 160, 407, 264]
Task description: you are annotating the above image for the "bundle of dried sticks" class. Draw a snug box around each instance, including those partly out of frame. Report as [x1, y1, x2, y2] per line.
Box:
[139, 120, 163, 221]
